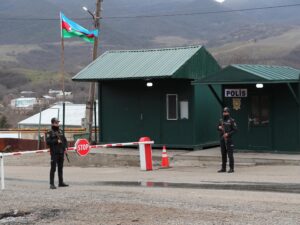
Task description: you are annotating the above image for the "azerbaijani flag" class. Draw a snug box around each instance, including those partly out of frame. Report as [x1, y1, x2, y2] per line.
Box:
[60, 12, 98, 43]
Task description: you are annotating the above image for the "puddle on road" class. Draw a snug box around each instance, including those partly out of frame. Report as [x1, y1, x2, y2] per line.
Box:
[5, 178, 300, 194]
[92, 181, 300, 194]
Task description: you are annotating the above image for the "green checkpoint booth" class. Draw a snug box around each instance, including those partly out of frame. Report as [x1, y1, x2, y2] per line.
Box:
[72, 45, 222, 149]
[196, 64, 300, 152]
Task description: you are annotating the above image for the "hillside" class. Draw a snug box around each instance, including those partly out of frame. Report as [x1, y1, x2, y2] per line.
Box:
[212, 27, 300, 68]
[2, 0, 298, 47]
[0, 0, 297, 71]
[0, 0, 240, 46]
[225, 0, 300, 23]
[1, 0, 300, 127]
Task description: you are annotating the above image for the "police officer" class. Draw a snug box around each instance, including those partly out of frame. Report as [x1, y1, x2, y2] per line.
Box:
[46, 117, 69, 189]
[217, 107, 237, 173]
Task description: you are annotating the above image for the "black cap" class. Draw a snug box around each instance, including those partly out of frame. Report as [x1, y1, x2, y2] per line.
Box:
[51, 117, 60, 124]
[223, 107, 230, 113]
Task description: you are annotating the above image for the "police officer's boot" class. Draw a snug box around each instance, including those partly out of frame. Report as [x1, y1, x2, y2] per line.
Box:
[58, 179, 69, 187]
[58, 175, 69, 187]
[228, 168, 234, 173]
[50, 172, 56, 189]
[218, 165, 226, 173]
[58, 168, 69, 187]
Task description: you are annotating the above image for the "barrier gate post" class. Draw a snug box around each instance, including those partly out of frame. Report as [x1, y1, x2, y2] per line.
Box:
[138, 137, 153, 171]
[1, 153, 4, 190]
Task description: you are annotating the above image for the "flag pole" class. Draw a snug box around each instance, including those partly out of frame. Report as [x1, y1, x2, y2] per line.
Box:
[60, 12, 66, 134]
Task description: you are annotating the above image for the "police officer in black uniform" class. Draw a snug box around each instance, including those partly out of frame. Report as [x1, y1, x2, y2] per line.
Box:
[46, 117, 69, 189]
[217, 107, 237, 173]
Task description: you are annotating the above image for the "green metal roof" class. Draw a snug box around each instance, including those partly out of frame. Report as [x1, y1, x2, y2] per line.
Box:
[196, 64, 300, 84]
[72, 45, 218, 81]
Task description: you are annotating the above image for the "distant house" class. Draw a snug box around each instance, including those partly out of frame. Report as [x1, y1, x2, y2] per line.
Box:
[48, 89, 73, 100]
[48, 89, 63, 96]
[11, 97, 37, 110]
[20, 91, 36, 97]
[43, 95, 55, 99]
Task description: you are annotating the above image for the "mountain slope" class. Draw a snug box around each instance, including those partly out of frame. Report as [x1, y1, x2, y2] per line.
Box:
[0, 0, 298, 72]
[0, 0, 244, 46]
[212, 27, 300, 68]
[224, 0, 300, 23]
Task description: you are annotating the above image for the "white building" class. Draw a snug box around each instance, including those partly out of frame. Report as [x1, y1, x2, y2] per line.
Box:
[11, 97, 37, 109]
[48, 89, 73, 99]
[18, 103, 98, 140]
[18, 103, 89, 128]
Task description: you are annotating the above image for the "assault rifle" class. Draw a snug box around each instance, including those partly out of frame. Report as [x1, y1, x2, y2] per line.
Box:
[55, 131, 70, 163]
[220, 121, 228, 150]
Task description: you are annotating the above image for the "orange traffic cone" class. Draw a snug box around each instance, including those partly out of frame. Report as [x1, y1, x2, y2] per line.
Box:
[161, 145, 170, 168]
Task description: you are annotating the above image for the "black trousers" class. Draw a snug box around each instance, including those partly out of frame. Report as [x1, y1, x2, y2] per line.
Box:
[220, 138, 234, 170]
[50, 153, 64, 185]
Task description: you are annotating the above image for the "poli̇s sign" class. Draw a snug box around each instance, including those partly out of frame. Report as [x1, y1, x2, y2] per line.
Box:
[225, 89, 247, 98]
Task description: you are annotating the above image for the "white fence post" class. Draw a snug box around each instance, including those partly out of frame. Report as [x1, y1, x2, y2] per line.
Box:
[1, 153, 4, 190]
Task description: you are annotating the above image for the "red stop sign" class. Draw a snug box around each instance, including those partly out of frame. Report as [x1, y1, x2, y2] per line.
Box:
[75, 139, 90, 156]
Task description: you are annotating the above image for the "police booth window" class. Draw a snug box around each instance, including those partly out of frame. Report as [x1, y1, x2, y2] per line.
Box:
[166, 94, 178, 120]
[250, 95, 270, 126]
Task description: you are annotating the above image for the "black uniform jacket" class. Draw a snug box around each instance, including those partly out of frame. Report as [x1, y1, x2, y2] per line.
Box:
[217, 117, 238, 139]
[46, 128, 68, 154]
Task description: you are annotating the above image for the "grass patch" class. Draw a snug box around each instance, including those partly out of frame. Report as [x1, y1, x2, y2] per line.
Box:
[212, 27, 300, 60]
[0, 44, 42, 62]
[1, 68, 71, 85]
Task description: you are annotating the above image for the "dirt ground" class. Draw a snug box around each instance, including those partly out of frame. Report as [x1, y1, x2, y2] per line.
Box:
[1, 162, 300, 225]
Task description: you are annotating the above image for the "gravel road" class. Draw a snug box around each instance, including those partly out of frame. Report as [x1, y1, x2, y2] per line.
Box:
[1, 162, 300, 225]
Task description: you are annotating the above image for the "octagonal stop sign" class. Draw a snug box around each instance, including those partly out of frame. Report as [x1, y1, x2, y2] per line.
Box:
[75, 139, 90, 156]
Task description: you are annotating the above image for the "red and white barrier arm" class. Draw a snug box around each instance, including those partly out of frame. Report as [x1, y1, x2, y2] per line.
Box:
[90, 141, 154, 149]
[0, 139, 154, 190]
[1, 141, 154, 155]
[2, 149, 50, 157]
[3, 148, 76, 156]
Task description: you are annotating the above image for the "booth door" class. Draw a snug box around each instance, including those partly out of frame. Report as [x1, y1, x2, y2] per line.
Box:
[247, 95, 272, 150]
[139, 88, 161, 143]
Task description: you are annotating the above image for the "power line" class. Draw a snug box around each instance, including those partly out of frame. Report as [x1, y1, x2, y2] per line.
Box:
[0, 3, 299, 21]
[105, 3, 300, 20]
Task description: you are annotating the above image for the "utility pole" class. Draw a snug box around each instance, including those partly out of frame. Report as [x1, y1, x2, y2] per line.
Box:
[84, 0, 102, 143]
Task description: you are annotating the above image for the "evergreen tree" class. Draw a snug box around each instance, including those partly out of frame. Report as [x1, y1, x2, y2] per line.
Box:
[0, 115, 9, 128]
